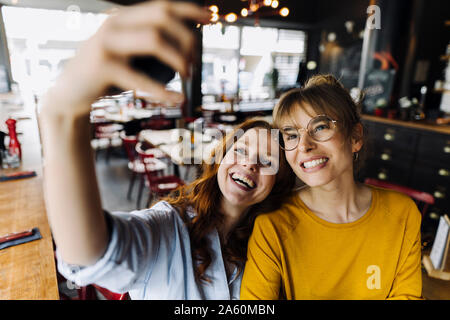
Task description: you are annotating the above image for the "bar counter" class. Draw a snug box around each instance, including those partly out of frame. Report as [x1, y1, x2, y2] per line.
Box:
[0, 95, 59, 300]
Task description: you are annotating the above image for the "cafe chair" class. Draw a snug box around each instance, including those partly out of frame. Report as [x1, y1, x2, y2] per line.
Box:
[59, 281, 129, 300]
[120, 132, 167, 205]
[92, 284, 129, 300]
[91, 123, 124, 163]
[136, 142, 185, 208]
[142, 117, 173, 130]
[364, 178, 435, 218]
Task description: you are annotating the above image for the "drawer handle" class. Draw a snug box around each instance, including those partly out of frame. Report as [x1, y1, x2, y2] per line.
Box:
[378, 172, 387, 180]
[384, 133, 395, 141]
[380, 153, 391, 161]
[433, 191, 445, 199]
[429, 212, 439, 220]
[444, 146, 450, 154]
[438, 169, 450, 177]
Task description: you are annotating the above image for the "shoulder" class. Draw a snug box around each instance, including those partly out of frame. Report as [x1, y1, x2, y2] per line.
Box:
[373, 187, 419, 217]
[111, 201, 185, 228]
[372, 187, 422, 239]
[254, 192, 302, 239]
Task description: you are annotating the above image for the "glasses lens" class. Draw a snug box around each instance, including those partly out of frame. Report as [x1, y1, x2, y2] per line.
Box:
[280, 128, 299, 150]
[308, 116, 336, 142]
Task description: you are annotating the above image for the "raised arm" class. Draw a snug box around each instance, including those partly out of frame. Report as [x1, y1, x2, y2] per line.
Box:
[39, 1, 210, 266]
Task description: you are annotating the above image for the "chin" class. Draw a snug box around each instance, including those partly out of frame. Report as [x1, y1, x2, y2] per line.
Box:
[296, 172, 334, 188]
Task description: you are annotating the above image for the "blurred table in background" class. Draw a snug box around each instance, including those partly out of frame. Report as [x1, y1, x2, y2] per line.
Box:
[140, 129, 219, 179]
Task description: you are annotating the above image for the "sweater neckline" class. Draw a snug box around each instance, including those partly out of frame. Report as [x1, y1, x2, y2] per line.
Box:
[293, 186, 378, 229]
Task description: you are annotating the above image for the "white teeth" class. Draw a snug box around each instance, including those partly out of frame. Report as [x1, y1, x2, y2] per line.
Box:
[303, 158, 328, 169]
[231, 173, 255, 188]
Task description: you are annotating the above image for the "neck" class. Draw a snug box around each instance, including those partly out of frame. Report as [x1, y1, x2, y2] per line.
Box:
[300, 171, 371, 224]
[218, 198, 249, 242]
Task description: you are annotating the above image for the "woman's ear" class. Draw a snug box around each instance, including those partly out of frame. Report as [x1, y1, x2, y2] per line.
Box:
[351, 123, 364, 153]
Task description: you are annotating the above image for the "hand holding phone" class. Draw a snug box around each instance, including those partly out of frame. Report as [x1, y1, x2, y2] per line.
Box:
[43, 0, 211, 118]
[127, 0, 204, 87]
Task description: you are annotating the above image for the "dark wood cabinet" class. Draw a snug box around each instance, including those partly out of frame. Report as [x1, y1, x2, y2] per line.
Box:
[359, 115, 450, 241]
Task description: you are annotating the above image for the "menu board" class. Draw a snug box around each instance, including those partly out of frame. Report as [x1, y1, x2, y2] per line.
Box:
[430, 215, 450, 271]
[362, 69, 396, 114]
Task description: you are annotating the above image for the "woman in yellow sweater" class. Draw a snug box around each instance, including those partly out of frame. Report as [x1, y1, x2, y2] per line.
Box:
[240, 75, 423, 300]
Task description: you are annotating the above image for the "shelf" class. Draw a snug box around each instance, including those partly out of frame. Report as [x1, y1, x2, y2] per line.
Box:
[434, 88, 450, 94]
[423, 255, 450, 281]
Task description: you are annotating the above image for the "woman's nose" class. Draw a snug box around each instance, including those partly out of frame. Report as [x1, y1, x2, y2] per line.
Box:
[242, 161, 258, 172]
[242, 152, 258, 172]
[297, 132, 315, 153]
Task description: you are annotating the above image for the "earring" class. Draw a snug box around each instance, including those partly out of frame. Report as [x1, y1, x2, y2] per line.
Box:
[353, 152, 359, 161]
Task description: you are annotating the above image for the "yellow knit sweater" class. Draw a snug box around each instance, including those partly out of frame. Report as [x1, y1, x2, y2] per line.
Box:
[241, 186, 423, 300]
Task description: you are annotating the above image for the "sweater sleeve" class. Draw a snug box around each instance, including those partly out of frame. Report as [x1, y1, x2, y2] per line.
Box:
[240, 214, 283, 300]
[387, 201, 423, 300]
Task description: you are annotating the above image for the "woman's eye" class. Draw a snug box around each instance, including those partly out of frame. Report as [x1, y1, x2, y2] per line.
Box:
[234, 147, 246, 155]
[260, 158, 272, 167]
[314, 125, 328, 132]
[284, 133, 297, 141]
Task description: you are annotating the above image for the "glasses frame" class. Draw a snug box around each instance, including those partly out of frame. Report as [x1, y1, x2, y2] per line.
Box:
[279, 114, 338, 151]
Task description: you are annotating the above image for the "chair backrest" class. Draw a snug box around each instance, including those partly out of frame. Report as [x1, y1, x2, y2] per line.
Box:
[120, 131, 138, 162]
[364, 178, 435, 217]
[135, 142, 162, 183]
[143, 118, 173, 130]
[92, 284, 129, 300]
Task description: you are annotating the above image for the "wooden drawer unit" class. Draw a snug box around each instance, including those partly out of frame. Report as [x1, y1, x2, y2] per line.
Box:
[365, 122, 420, 153]
[416, 132, 450, 167]
[411, 162, 450, 209]
[361, 116, 449, 221]
[363, 159, 413, 185]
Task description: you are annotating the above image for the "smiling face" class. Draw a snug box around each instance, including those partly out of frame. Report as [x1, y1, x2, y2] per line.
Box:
[217, 128, 278, 210]
[280, 104, 362, 188]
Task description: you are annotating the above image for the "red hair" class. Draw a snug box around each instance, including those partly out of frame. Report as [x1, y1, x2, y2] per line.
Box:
[161, 119, 295, 282]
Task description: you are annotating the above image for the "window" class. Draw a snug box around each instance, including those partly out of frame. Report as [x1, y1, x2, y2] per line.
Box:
[2, 6, 107, 95]
[202, 24, 307, 104]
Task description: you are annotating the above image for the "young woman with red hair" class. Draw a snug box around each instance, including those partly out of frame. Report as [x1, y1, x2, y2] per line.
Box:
[39, 1, 295, 299]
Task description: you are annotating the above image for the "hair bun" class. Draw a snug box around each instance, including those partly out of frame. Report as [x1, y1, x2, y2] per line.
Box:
[304, 74, 344, 89]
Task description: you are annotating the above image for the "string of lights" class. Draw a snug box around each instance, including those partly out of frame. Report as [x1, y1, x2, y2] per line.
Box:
[207, 0, 289, 25]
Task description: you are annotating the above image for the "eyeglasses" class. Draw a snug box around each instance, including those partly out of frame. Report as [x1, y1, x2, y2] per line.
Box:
[279, 115, 337, 151]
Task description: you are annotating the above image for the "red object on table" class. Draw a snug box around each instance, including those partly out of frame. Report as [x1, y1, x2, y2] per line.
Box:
[374, 108, 385, 117]
[6, 118, 21, 160]
[0, 229, 33, 244]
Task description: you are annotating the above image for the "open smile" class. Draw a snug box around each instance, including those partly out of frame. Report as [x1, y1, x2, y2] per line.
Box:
[300, 157, 329, 172]
[229, 172, 257, 191]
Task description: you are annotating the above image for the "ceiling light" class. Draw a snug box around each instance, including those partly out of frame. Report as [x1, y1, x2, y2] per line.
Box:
[209, 5, 219, 13]
[211, 13, 219, 22]
[225, 12, 237, 23]
[279, 7, 289, 17]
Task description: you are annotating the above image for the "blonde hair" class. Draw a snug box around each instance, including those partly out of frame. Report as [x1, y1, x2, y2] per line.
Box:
[273, 74, 366, 172]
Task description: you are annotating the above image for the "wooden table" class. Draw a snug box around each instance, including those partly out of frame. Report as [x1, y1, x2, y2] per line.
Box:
[140, 129, 219, 164]
[140, 129, 219, 179]
[0, 99, 59, 300]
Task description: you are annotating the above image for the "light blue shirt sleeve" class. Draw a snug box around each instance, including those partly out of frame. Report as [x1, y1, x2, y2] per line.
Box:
[56, 201, 186, 293]
[56, 201, 242, 299]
